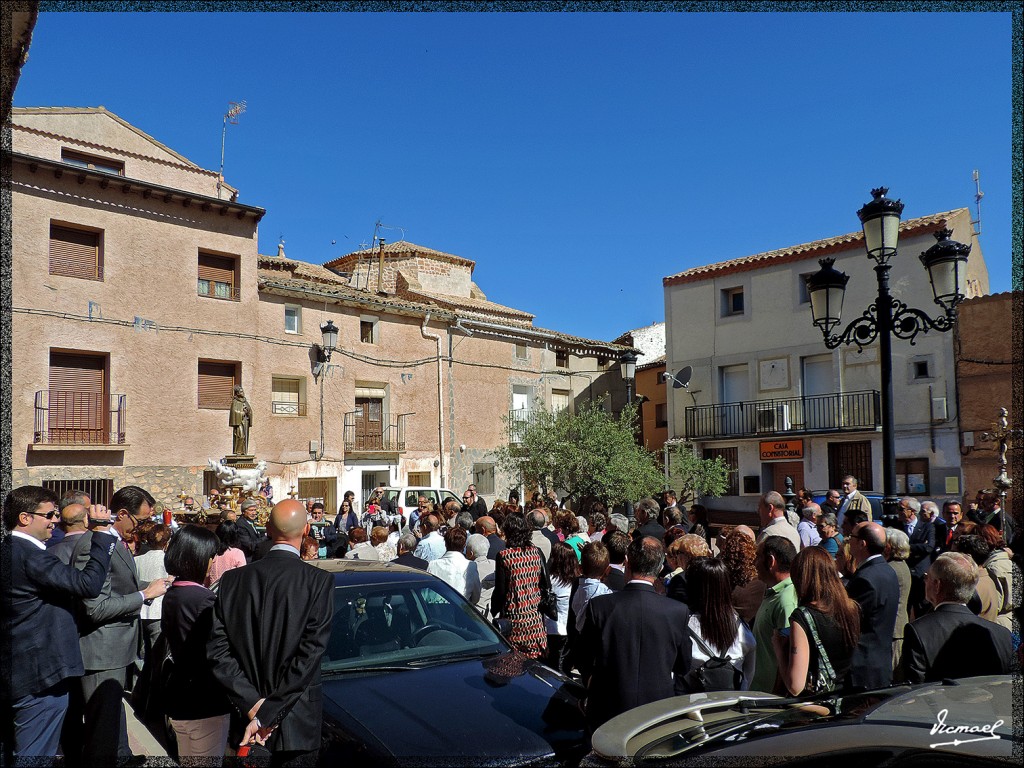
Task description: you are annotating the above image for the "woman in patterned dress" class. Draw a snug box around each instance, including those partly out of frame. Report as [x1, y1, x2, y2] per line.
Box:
[491, 513, 547, 659]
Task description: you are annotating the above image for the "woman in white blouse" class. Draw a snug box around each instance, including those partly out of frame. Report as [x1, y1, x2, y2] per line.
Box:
[683, 557, 757, 691]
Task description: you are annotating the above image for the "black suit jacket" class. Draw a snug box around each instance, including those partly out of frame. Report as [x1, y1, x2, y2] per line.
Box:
[235, 516, 263, 562]
[579, 582, 692, 731]
[845, 555, 900, 689]
[394, 552, 428, 571]
[1, 532, 114, 701]
[602, 567, 626, 592]
[633, 521, 667, 542]
[208, 548, 334, 753]
[901, 603, 1014, 683]
[905, 519, 936, 577]
[486, 533, 507, 560]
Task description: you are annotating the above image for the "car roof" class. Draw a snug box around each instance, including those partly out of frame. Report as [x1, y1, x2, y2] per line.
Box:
[310, 558, 436, 585]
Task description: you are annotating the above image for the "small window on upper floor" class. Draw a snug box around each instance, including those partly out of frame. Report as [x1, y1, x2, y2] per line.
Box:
[284, 304, 301, 334]
[913, 360, 930, 379]
[50, 223, 103, 281]
[360, 317, 379, 344]
[555, 351, 568, 368]
[515, 342, 528, 360]
[798, 273, 814, 304]
[722, 287, 744, 316]
[61, 148, 124, 176]
[198, 251, 239, 301]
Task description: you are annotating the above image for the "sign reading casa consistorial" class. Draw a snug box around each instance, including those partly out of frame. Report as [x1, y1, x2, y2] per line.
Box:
[759, 440, 804, 461]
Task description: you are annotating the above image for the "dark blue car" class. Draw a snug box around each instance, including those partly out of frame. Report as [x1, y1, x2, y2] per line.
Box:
[312, 559, 588, 766]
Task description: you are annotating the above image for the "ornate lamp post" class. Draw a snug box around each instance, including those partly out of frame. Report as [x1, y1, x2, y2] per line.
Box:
[980, 407, 1020, 533]
[619, 351, 637, 405]
[805, 188, 971, 519]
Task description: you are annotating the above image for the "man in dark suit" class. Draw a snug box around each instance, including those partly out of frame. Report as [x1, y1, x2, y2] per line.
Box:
[845, 522, 900, 690]
[901, 552, 1014, 682]
[579, 536, 692, 732]
[394, 532, 428, 570]
[475, 516, 507, 560]
[461, 486, 488, 521]
[631, 498, 666, 542]
[1, 486, 115, 764]
[70, 485, 167, 765]
[601, 531, 629, 591]
[898, 497, 935, 618]
[208, 499, 334, 765]
[236, 497, 265, 562]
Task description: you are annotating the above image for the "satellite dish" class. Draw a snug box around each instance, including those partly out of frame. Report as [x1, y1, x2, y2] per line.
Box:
[673, 366, 692, 389]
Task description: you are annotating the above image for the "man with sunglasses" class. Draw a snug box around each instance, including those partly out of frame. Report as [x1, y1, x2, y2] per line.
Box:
[1, 485, 116, 764]
[70, 485, 168, 766]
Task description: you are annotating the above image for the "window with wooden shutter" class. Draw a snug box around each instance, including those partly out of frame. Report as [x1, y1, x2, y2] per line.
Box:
[50, 224, 102, 280]
[198, 361, 238, 409]
[197, 252, 239, 301]
[272, 376, 305, 416]
[48, 351, 107, 443]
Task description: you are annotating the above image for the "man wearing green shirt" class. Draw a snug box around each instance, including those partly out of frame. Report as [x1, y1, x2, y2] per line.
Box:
[750, 536, 798, 693]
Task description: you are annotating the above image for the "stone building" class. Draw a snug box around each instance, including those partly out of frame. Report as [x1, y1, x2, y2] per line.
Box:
[663, 205, 990, 516]
[9, 107, 632, 510]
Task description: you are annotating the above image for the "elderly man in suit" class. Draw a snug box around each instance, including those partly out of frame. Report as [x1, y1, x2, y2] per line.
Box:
[235, 497, 265, 562]
[208, 499, 334, 765]
[1, 486, 115, 764]
[70, 485, 167, 766]
[578, 536, 692, 732]
[901, 552, 1014, 682]
[898, 497, 936, 619]
[837, 475, 872, 529]
[845, 522, 900, 690]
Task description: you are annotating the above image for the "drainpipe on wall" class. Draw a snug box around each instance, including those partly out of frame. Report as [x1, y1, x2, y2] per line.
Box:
[422, 312, 446, 488]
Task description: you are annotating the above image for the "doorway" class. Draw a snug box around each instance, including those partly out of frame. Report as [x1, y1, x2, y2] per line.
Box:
[768, 461, 805, 497]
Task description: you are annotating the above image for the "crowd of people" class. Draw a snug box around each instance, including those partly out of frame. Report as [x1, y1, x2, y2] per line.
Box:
[3, 477, 1020, 765]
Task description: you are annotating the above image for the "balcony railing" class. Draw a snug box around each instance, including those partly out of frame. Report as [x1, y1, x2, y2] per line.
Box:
[684, 390, 880, 440]
[197, 280, 240, 301]
[509, 408, 542, 444]
[271, 400, 307, 416]
[343, 411, 408, 452]
[34, 390, 126, 445]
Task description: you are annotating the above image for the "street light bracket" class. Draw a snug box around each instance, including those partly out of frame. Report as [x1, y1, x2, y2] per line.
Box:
[890, 301, 956, 345]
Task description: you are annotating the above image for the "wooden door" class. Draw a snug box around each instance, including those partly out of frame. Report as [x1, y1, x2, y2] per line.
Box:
[771, 461, 805, 497]
[354, 398, 383, 450]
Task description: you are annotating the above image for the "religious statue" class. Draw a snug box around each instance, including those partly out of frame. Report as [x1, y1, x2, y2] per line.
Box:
[229, 385, 253, 455]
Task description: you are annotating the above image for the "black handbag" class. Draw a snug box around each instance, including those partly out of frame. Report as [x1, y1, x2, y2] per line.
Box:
[682, 628, 743, 692]
[537, 548, 559, 621]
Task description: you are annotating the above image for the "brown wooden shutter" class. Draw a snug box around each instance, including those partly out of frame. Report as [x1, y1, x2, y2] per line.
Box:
[50, 225, 101, 280]
[198, 253, 236, 284]
[48, 352, 105, 441]
[198, 361, 237, 409]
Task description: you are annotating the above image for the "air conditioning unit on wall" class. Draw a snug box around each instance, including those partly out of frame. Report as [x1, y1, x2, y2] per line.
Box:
[756, 403, 791, 432]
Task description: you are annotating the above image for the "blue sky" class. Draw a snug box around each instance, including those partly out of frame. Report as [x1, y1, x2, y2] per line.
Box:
[15, 9, 1017, 342]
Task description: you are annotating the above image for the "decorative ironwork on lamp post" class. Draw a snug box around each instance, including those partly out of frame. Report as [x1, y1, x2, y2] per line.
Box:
[980, 407, 1020, 533]
[805, 188, 971, 519]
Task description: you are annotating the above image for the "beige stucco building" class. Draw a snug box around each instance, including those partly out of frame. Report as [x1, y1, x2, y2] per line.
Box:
[9, 107, 632, 510]
[663, 206, 990, 516]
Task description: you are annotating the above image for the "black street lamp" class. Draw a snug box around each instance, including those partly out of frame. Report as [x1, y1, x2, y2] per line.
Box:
[805, 188, 971, 520]
[619, 351, 637, 405]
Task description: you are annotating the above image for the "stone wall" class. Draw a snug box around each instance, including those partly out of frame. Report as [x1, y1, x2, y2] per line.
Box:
[13, 464, 209, 507]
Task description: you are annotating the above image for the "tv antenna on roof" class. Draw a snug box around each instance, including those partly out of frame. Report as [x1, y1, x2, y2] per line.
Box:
[217, 100, 247, 198]
[971, 169, 983, 237]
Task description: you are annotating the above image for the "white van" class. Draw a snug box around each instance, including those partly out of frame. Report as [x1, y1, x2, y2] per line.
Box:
[380, 486, 461, 523]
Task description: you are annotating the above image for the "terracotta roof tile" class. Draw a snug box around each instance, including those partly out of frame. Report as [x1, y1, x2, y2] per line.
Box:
[401, 287, 535, 322]
[257, 254, 348, 285]
[663, 209, 963, 286]
[324, 240, 475, 270]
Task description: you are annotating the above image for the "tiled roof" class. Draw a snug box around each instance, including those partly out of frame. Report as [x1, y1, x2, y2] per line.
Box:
[324, 240, 475, 270]
[638, 354, 666, 371]
[257, 254, 348, 285]
[401, 287, 535, 323]
[663, 209, 964, 286]
[258, 275, 632, 356]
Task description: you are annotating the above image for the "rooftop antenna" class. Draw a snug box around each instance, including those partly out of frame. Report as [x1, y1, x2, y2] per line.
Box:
[971, 169, 983, 236]
[217, 100, 247, 199]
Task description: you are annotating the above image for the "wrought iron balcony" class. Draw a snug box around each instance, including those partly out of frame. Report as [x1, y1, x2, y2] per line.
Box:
[508, 408, 543, 444]
[34, 390, 126, 445]
[343, 411, 408, 452]
[271, 400, 307, 416]
[684, 390, 880, 440]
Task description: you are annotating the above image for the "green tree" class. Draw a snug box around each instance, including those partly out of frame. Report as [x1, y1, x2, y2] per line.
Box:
[666, 441, 730, 505]
[492, 400, 663, 506]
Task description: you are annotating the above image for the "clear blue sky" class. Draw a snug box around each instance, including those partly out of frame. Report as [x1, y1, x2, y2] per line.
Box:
[16, 9, 1017, 342]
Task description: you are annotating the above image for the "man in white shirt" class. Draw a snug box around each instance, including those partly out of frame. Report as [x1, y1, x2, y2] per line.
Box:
[427, 528, 481, 604]
[413, 513, 446, 563]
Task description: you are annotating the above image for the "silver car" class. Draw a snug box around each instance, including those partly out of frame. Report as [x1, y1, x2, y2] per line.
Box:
[586, 675, 1015, 765]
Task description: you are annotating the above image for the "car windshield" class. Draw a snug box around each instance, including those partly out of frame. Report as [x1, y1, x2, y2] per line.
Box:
[321, 578, 506, 674]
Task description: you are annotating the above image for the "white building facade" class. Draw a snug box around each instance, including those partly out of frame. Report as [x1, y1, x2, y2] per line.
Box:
[663, 207, 989, 513]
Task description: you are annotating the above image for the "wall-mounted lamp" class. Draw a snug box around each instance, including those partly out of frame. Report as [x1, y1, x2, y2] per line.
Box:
[316, 319, 339, 363]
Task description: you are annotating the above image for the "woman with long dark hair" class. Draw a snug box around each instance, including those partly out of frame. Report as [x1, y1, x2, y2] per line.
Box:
[544, 542, 580, 671]
[491, 513, 547, 659]
[162, 524, 231, 763]
[687, 504, 712, 547]
[683, 557, 756, 691]
[206, 520, 246, 587]
[774, 546, 860, 696]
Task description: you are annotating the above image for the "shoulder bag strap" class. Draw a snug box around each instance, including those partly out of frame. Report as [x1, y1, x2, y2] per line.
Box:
[796, 606, 836, 682]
